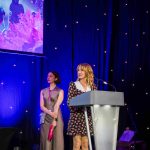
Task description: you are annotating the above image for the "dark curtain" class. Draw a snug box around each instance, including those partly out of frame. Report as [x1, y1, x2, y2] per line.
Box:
[0, 0, 150, 149]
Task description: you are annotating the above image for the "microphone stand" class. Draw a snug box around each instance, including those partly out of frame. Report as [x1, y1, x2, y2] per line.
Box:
[94, 77, 117, 91]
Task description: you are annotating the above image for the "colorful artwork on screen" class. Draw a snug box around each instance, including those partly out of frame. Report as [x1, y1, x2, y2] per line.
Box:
[0, 0, 43, 54]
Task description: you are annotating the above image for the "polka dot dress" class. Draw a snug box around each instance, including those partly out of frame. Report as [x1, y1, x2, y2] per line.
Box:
[67, 81, 97, 136]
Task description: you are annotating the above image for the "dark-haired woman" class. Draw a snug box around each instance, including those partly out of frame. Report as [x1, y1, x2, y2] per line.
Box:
[40, 71, 64, 150]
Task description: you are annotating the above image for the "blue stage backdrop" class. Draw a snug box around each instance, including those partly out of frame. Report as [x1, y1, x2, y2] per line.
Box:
[0, 0, 150, 149]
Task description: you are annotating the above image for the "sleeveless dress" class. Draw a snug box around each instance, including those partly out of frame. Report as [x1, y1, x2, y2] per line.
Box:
[67, 81, 96, 136]
[40, 87, 64, 150]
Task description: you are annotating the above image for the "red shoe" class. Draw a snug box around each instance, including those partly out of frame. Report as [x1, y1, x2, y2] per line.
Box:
[48, 124, 54, 141]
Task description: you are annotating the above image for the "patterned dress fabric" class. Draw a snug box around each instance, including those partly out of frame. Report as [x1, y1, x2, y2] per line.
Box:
[40, 87, 64, 150]
[67, 81, 96, 136]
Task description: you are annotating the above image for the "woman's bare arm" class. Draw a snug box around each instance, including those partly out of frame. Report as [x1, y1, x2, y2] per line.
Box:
[53, 90, 64, 118]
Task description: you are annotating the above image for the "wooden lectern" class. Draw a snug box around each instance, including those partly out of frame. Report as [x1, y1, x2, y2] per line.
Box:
[69, 90, 124, 150]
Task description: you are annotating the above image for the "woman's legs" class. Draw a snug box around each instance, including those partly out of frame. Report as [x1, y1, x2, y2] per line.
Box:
[73, 135, 81, 150]
[81, 136, 88, 150]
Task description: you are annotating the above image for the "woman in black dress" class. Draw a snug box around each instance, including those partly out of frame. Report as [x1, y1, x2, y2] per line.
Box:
[67, 63, 96, 150]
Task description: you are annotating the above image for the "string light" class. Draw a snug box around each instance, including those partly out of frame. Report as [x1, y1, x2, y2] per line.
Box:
[124, 60, 128, 64]
[54, 47, 58, 50]
[145, 10, 149, 14]
[13, 64, 16, 67]
[136, 43, 139, 47]
[22, 81, 26, 84]
[121, 79, 124, 82]
[130, 145, 135, 149]
[9, 106, 13, 109]
[75, 20, 79, 24]
[142, 32, 146, 35]
[145, 92, 148, 95]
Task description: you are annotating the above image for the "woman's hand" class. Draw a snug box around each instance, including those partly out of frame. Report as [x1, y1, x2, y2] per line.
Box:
[52, 120, 57, 127]
[48, 110, 57, 118]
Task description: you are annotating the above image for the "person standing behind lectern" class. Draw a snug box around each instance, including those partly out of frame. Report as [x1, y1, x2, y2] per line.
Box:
[67, 63, 97, 150]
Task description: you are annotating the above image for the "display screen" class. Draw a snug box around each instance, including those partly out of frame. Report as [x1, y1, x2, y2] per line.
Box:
[0, 0, 43, 54]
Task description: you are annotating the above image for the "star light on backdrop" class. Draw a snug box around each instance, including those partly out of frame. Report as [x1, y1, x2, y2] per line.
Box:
[1, 82, 4, 85]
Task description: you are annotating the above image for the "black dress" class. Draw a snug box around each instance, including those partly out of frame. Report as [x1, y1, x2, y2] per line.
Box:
[67, 81, 96, 136]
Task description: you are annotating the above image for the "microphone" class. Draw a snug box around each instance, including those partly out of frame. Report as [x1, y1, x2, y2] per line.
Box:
[94, 77, 117, 91]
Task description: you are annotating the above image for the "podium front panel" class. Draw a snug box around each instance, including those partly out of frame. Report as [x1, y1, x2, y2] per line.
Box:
[92, 105, 119, 150]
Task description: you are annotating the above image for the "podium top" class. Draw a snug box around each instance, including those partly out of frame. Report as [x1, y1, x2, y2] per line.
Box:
[69, 90, 124, 106]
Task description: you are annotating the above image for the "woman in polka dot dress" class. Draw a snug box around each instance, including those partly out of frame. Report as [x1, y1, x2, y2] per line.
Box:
[67, 63, 97, 150]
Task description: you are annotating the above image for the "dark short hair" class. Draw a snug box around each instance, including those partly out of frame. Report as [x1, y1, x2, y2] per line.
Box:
[51, 71, 61, 84]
